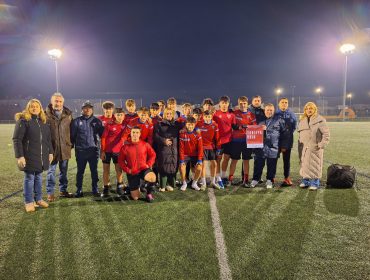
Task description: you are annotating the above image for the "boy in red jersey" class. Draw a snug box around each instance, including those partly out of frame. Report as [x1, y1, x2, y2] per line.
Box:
[177, 103, 192, 123]
[212, 95, 236, 188]
[124, 99, 138, 125]
[98, 101, 115, 127]
[179, 117, 203, 191]
[198, 110, 221, 190]
[100, 108, 126, 196]
[150, 102, 162, 127]
[229, 96, 256, 186]
[123, 107, 154, 145]
[118, 127, 156, 202]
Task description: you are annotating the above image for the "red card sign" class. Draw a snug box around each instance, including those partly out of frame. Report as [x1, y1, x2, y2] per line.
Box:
[246, 125, 264, 148]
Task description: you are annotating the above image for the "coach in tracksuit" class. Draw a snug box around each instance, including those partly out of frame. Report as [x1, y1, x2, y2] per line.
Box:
[71, 101, 104, 197]
[275, 97, 297, 186]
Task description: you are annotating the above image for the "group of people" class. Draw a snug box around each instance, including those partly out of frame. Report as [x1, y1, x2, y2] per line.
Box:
[12, 93, 330, 213]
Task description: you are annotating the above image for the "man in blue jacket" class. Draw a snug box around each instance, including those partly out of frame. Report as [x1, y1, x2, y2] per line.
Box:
[250, 103, 285, 189]
[71, 101, 104, 197]
[275, 97, 297, 186]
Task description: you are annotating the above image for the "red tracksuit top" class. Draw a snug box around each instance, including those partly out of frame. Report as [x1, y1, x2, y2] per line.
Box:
[232, 109, 257, 142]
[198, 121, 221, 150]
[123, 118, 154, 146]
[179, 129, 203, 161]
[101, 122, 126, 154]
[98, 115, 114, 127]
[123, 113, 138, 126]
[150, 115, 162, 127]
[213, 110, 236, 145]
[118, 140, 156, 175]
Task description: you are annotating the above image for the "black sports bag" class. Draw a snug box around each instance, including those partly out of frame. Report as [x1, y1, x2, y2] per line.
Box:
[326, 164, 356, 188]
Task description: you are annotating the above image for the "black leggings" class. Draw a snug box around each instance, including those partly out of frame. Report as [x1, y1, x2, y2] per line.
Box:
[281, 149, 291, 178]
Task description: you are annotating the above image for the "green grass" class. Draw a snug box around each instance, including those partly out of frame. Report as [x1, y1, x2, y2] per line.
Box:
[0, 123, 369, 280]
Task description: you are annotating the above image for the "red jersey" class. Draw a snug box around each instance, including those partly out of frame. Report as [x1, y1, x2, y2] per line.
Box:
[198, 121, 221, 150]
[179, 129, 203, 161]
[232, 110, 257, 142]
[150, 115, 162, 127]
[123, 113, 138, 125]
[101, 122, 126, 154]
[212, 110, 236, 145]
[123, 118, 154, 145]
[98, 115, 114, 127]
[118, 140, 156, 175]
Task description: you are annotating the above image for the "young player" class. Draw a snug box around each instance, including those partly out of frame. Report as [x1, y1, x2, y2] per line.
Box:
[150, 102, 162, 127]
[212, 95, 236, 187]
[98, 101, 115, 127]
[100, 108, 126, 197]
[229, 96, 256, 186]
[177, 103, 192, 123]
[123, 107, 154, 146]
[179, 117, 203, 191]
[192, 107, 203, 127]
[198, 110, 221, 190]
[118, 127, 156, 202]
[124, 99, 138, 125]
[202, 98, 214, 113]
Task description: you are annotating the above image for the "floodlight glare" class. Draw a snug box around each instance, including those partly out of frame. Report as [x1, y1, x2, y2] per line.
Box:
[339, 44, 355, 54]
[48, 49, 62, 60]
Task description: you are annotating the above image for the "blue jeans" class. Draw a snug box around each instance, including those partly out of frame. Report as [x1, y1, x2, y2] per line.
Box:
[302, 178, 320, 187]
[46, 160, 69, 194]
[76, 148, 99, 193]
[23, 171, 43, 204]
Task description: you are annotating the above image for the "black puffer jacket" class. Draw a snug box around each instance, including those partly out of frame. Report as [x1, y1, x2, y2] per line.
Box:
[153, 120, 182, 174]
[13, 114, 54, 172]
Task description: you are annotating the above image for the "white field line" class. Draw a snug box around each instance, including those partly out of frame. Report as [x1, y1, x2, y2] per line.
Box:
[208, 188, 232, 280]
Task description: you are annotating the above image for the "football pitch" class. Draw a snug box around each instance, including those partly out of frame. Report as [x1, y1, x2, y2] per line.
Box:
[0, 122, 369, 280]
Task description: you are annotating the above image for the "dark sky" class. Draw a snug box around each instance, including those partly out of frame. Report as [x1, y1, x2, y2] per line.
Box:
[1, 0, 370, 104]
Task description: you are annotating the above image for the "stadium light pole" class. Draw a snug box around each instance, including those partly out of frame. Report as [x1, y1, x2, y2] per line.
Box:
[275, 87, 283, 108]
[347, 93, 353, 108]
[48, 49, 62, 92]
[340, 43, 355, 121]
[314, 87, 323, 114]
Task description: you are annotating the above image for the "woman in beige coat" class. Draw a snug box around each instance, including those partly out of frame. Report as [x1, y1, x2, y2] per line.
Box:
[297, 102, 330, 190]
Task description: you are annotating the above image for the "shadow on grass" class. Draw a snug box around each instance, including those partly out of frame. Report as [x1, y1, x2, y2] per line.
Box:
[238, 190, 317, 279]
[323, 188, 359, 217]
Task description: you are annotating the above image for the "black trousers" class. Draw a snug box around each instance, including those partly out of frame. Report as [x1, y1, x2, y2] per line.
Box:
[252, 157, 278, 181]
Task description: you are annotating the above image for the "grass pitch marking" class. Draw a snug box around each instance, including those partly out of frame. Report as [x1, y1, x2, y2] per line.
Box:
[208, 188, 232, 280]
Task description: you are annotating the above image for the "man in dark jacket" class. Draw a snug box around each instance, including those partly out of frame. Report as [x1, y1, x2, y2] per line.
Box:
[45, 93, 74, 201]
[275, 97, 297, 186]
[71, 101, 104, 197]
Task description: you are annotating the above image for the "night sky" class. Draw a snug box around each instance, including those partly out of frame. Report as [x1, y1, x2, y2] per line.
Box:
[1, 0, 370, 104]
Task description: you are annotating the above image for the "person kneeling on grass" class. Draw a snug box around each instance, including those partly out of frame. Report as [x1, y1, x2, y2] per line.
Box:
[250, 103, 285, 189]
[13, 99, 54, 212]
[118, 126, 157, 202]
[179, 117, 203, 191]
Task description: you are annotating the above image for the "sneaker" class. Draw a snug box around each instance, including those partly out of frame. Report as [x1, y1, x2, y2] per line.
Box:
[250, 180, 258, 188]
[308, 186, 319, 191]
[200, 185, 207, 191]
[242, 182, 250, 188]
[59, 191, 74, 198]
[36, 200, 49, 208]
[192, 183, 200, 191]
[211, 183, 221, 190]
[217, 180, 225, 189]
[33, 202, 40, 208]
[180, 183, 187, 191]
[75, 191, 84, 198]
[25, 203, 36, 213]
[92, 192, 101, 197]
[102, 187, 110, 197]
[159, 188, 166, 192]
[299, 183, 308, 188]
[281, 178, 293, 187]
[146, 193, 154, 203]
[222, 178, 231, 187]
[116, 187, 123, 196]
[258, 179, 264, 184]
[266, 180, 273, 189]
[47, 194, 55, 202]
[165, 186, 174, 192]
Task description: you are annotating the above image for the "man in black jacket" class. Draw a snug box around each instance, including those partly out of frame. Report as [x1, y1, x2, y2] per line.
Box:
[45, 93, 74, 201]
[71, 101, 103, 197]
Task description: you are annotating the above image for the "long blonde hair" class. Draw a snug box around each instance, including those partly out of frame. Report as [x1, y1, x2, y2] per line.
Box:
[301, 102, 318, 120]
[15, 99, 47, 123]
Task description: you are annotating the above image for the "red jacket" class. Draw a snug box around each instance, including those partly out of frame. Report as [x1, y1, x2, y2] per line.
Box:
[118, 140, 156, 175]
[123, 118, 154, 145]
[150, 115, 162, 127]
[232, 110, 257, 142]
[213, 110, 236, 145]
[179, 129, 203, 161]
[98, 115, 114, 127]
[101, 122, 126, 153]
[198, 121, 221, 150]
[123, 113, 138, 126]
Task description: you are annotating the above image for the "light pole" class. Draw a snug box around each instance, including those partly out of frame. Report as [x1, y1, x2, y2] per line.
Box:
[314, 87, 323, 114]
[48, 49, 62, 92]
[340, 43, 355, 121]
[291, 85, 296, 111]
[275, 87, 283, 108]
[347, 93, 353, 108]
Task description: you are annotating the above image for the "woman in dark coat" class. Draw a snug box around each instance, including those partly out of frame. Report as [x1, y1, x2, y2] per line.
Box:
[154, 107, 183, 191]
[13, 99, 54, 212]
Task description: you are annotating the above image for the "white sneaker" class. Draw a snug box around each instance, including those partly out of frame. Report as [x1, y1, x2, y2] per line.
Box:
[159, 188, 166, 192]
[299, 182, 307, 188]
[180, 183, 187, 191]
[266, 180, 273, 189]
[308, 186, 318, 191]
[165, 186, 174, 192]
[192, 183, 200, 191]
[211, 183, 221, 190]
[250, 180, 258, 188]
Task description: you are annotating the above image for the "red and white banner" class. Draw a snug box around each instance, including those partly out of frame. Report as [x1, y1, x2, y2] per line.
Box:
[246, 125, 264, 148]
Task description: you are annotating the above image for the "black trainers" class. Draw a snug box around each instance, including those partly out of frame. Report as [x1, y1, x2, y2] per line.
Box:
[92, 192, 101, 197]
[116, 187, 123, 196]
[75, 191, 84, 198]
[102, 187, 110, 197]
